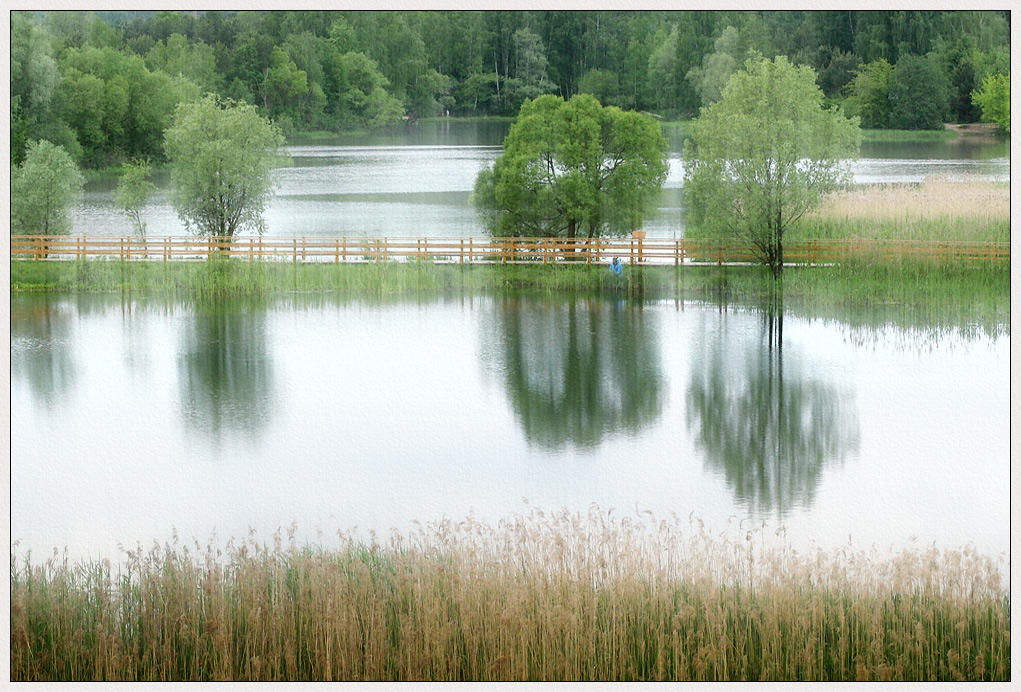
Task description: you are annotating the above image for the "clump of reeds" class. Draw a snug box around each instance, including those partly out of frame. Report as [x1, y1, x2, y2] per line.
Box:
[9, 259, 643, 298]
[804, 176, 1009, 243]
[10, 507, 1009, 682]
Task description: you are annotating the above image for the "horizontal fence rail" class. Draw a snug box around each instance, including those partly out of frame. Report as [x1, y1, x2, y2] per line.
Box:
[10, 235, 1011, 266]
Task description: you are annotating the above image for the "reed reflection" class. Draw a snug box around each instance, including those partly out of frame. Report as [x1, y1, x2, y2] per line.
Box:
[491, 295, 663, 450]
[177, 300, 275, 440]
[686, 294, 860, 516]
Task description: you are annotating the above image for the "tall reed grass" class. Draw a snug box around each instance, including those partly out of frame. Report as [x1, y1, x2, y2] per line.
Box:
[9, 258, 640, 298]
[802, 177, 1009, 243]
[9, 257, 485, 298]
[10, 507, 1009, 681]
[10, 258, 1009, 330]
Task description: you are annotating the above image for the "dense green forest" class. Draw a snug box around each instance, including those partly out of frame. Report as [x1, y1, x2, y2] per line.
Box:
[11, 10, 1011, 168]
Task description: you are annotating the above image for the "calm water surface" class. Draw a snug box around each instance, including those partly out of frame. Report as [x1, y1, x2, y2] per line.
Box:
[11, 293, 1009, 565]
[71, 120, 1009, 239]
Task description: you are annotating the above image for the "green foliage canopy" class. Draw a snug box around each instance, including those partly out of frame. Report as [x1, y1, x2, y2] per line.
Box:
[10, 10, 1012, 170]
[164, 95, 286, 237]
[115, 158, 157, 235]
[11, 13, 61, 164]
[578, 69, 620, 107]
[473, 93, 668, 238]
[684, 56, 861, 279]
[685, 25, 743, 108]
[888, 55, 950, 130]
[11, 140, 85, 235]
[973, 72, 1009, 133]
[846, 59, 894, 129]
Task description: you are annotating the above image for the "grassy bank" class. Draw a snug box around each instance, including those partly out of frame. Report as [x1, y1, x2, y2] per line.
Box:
[10, 508, 1007, 682]
[859, 128, 959, 141]
[661, 122, 961, 143]
[10, 254, 1009, 323]
[9, 258, 643, 298]
[418, 115, 515, 124]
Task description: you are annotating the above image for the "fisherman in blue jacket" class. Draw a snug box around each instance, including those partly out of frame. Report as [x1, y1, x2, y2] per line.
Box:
[610, 256, 622, 277]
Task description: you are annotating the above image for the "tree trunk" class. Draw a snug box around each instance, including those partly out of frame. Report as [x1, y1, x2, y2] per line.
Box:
[770, 236, 784, 279]
[771, 207, 785, 280]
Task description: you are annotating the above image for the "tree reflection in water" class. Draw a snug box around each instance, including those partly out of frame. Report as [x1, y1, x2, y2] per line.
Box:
[10, 297, 78, 408]
[686, 293, 860, 517]
[492, 294, 664, 450]
[178, 300, 274, 441]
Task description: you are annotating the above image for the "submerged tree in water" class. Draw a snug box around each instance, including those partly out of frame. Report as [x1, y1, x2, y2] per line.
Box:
[473, 93, 668, 239]
[164, 94, 286, 238]
[115, 158, 156, 235]
[685, 56, 860, 279]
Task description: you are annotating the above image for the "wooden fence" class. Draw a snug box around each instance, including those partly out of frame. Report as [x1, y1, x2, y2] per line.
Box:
[9, 234, 1011, 266]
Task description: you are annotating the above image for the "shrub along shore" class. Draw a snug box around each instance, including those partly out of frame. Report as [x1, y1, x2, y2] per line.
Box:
[10, 508, 1008, 682]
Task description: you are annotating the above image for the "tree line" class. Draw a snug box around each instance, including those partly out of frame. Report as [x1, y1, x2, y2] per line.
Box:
[11, 10, 1011, 168]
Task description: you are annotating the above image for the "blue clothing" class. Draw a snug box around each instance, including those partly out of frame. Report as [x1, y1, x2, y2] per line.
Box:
[610, 259, 622, 277]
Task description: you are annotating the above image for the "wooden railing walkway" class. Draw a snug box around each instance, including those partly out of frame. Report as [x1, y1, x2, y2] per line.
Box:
[10, 235, 1011, 266]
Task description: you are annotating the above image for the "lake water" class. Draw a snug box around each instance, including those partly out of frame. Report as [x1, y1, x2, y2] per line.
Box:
[10, 292, 1010, 566]
[70, 120, 1010, 240]
[13, 121, 1011, 569]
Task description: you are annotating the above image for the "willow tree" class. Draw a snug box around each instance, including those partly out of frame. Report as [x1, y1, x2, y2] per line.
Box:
[115, 158, 156, 235]
[164, 94, 285, 238]
[11, 139, 84, 235]
[473, 93, 668, 238]
[684, 56, 861, 279]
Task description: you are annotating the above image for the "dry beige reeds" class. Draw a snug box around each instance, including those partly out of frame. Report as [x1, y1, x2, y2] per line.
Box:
[813, 177, 1009, 223]
[10, 507, 1010, 682]
[805, 176, 1009, 244]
